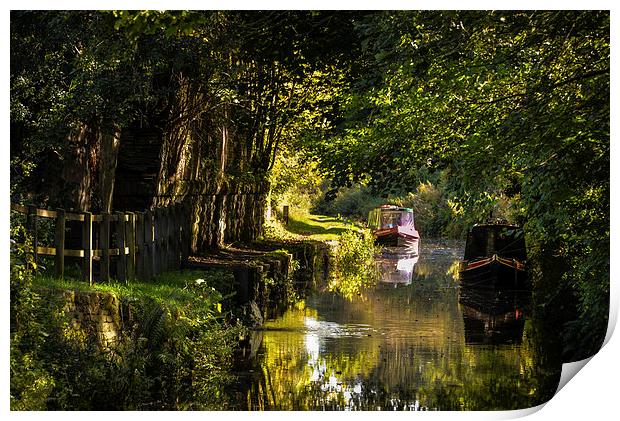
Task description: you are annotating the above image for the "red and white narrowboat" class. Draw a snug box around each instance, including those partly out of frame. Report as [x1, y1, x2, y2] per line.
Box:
[367, 205, 420, 254]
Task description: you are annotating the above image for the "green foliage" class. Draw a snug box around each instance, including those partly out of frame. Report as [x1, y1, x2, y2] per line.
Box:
[10, 225, 56, 410]
[314, 183, 384, 222]
[269, 151, 324, 213]
[392, 182, 452, 237]
[111, 10, 209, 39]
[10, 352, 56, 410]
[11, 265, 245, 410]
[328, 229, 381, 300]
[300, 11, 609, 357]
[11, 11, 361, 210]
[313, 177, 476, 238]
[555, 187, 609, 359]
[10, 10, 608, 364]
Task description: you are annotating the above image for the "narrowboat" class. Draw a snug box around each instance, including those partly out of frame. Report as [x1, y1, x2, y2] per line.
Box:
[367, 205, 420, 254]
[458, 224, 528, 290]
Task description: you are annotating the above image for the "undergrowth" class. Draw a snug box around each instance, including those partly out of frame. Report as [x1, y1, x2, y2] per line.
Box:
[327, 229, 381, 300]
[11, 226, 245, 411]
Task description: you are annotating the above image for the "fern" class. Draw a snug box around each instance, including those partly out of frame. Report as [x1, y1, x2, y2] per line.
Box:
[134, 299, 167, 351]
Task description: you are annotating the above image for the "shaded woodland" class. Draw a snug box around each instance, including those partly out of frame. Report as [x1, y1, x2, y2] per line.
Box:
[11, 10, 609, 362]
[11, 11, 361, 249]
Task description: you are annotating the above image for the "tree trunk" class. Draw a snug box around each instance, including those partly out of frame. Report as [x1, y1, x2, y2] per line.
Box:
[61, 123, 94, 211]
[99, 124, 121, 213]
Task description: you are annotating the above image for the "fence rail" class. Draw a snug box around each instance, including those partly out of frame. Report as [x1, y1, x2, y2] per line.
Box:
[10, 203, 191, 285]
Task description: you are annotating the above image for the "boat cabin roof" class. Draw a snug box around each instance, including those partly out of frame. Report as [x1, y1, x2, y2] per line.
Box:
[464, 224, 526, 260]
[377, 205, 413, 213]
[367, 205, 415, 230]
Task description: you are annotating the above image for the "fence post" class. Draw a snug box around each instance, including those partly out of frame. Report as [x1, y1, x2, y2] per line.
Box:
[163, 206, 171, 271]
[153, 208, 161, 276]
[171, 203, 181, 269]
[145, 210, 155, 281]
[126, 212, 136, 281]
[26, 205, 38, 268]
[115, 211, 126, 283]
[168, 206, 175, 270]
[162, 206, 169, 272]
[177, 203, 184, 268]
[283, 205, 289, 225]
[181, 201, 191, 266]
[161, 207, 170, 272]
[82, 211, 93, 285]
[153, 207, 162, 275]
[54, 208, 65, 278]
[135, 212, 144, 280]
[156, 207, 164, 272]
[100, 212, 110, 282]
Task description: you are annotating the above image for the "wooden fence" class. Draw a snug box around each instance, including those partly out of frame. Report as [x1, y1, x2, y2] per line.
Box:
[10, 203, 191, 285]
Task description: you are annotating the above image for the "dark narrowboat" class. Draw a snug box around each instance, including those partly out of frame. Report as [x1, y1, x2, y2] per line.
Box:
[367, 205, 420, 254]
[458, 224, 528, 290]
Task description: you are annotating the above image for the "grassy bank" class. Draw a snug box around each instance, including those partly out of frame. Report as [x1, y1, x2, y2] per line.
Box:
[265, 209, 362, 242]
[11, 210, 376, 410]
[265, 210, 381, 300]
[11, 250, 244, 410]
[31, 269, 235, 316]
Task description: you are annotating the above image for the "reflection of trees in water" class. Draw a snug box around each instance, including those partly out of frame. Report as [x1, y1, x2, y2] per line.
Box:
[235, 296, 557, 410]
[412, 257, 459, 287]
[244, 347, 382, 410]
[243, 338, 556, 410]
[234, 248, 561, 410]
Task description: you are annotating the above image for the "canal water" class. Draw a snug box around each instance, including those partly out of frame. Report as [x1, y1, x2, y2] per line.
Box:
[231, 241, 562, 410]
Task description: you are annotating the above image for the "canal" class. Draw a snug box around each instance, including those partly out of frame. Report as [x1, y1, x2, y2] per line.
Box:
[231, 241, 562, 410]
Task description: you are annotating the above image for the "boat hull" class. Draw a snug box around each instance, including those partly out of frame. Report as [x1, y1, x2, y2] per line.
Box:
[458, 255, 528, 290]
[373, 227, 419, 254]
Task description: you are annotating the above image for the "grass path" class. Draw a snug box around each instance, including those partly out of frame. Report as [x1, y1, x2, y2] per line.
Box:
[283, 212, 362, 242]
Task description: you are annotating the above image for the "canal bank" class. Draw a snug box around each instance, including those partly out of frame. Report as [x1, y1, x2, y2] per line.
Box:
[186, 239, 330, 327]
[13, 214, 336, 410]
[228, 240, 564, 411]
[13, 220, 564, 411]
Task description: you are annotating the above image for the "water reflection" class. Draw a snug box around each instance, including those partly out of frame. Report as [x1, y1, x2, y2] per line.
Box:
[232, 241, 561, 410]
[376, 253, 418, 286]
[459, 288, 530, 345]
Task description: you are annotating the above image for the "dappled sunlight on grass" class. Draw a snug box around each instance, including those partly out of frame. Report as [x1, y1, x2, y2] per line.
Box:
[286, 212, 361, 241]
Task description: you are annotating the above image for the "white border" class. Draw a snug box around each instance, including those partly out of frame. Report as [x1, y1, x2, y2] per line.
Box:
[3, 2, 617, 420]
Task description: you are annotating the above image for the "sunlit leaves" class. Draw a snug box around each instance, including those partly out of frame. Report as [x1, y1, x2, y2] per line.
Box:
[329, 230, 380, 300]
[111, 10, 210, 40]
[298, 11, 608, 358]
